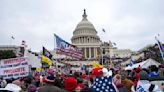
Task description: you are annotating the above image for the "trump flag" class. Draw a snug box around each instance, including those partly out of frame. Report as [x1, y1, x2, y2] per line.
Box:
[54, 34, 83, 59]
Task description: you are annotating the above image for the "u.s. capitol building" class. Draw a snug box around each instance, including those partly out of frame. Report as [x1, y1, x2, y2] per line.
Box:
[52, 10, 132, 65]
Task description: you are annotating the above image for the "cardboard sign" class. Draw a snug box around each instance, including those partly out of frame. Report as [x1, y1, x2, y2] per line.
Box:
[0, 57, 29, 79]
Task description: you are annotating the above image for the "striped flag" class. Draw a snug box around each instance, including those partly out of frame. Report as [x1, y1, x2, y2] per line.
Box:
[54, 34, 83, 59]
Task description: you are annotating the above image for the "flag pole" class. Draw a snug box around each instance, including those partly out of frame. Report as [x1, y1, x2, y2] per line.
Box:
[155, 36, 164, 64]
[100, 46, 103, 66]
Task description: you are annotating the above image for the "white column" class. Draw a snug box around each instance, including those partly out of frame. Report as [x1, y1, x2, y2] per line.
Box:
[82, 37, 84, 43]
[85, 47, 87, 58]
[94, 48, 96, 58]
[89, 47, 91, 58]
[96, 47, 98, 57]
[84, 37, 86, 43]
[77, 38, 79, 43]
[85, 37, 86, 43]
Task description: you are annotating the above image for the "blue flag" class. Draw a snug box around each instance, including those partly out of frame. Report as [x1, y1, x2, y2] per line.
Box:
[129, 59, 135, 66]
[157, 40, 164, 58]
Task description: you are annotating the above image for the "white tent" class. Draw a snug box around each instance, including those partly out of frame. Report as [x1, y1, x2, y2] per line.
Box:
[125, 58, 161, 70]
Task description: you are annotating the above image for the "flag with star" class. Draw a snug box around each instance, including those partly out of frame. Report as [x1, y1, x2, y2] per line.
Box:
[91, 76, 116, 92]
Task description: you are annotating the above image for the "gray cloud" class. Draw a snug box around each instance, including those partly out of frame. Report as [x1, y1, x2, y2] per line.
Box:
[0, 0, 164, 52]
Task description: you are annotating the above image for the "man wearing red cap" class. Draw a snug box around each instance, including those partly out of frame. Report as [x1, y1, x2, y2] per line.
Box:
[92, 68, 103, 77]
[63, 77, 78, 92]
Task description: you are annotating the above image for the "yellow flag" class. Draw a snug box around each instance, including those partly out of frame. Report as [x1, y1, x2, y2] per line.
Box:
[92, 61, 103, 68]
[42, 55, 53, 66]
[36, 67, 42, 71]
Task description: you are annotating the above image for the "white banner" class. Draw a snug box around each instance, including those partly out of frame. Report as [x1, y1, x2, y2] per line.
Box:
[0, 57, 29, 79]
[24, 50, 42, 68]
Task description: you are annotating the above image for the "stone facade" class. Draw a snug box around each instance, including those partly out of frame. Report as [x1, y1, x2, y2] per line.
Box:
[110, 48, 132, 58]
[0, 45, 23, 55]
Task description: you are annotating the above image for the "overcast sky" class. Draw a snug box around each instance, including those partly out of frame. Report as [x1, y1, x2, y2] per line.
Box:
[0, 0, 164, 52]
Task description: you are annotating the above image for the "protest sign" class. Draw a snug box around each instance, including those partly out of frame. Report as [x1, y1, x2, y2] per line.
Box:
[0, 57, 29, 79]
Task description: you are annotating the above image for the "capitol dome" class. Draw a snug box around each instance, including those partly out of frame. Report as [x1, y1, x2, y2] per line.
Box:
[71, 9, 101, 59]
[76, 18, 95, 31]
[71, 9, 100, 44]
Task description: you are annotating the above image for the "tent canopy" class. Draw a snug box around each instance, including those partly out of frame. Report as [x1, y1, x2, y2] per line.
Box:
[125, 58, 161, 70]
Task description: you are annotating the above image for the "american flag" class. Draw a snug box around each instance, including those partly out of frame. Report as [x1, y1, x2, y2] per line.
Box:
[91, 76, 116, 92]
[54, 34, 83, 59]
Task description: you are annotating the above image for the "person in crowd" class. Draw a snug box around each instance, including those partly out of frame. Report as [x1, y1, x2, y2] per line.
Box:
[112, 74, 128, 92]
[46, 73, 55, 83]
[131, 65, 141, 89]
[149, 65, 164, 81]
[28, 84, 37, 92]
[75, 83, 86, 92]
[161, 83, 164, 92]
[0, 78, 22, 92]
[121, 74, 133, 92]
[129, 68, 136, 80]
[54, 76, 64, 88]
[63, 77, 78, 92]
[12, 80, 21, 87]
[0, 76, 7, 88]
[22, 76, 34, 92]
[131, 70, 163, 92]
[88, 77, 94, 88]
[82, 79, 89, 87]
[38, 74, 62, 92]
[33, 72, 40, 87]
[149, 65, 159, 77]
[80, 87, 94, 92]
[38, 84, 62, 92]
[90, 68, 118, 92]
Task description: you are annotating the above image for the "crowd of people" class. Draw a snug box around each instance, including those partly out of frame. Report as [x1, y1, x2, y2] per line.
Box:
[0, 65, 164, 92]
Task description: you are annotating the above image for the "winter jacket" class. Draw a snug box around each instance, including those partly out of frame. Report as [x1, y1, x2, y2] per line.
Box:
[121, 78, 133, 92]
